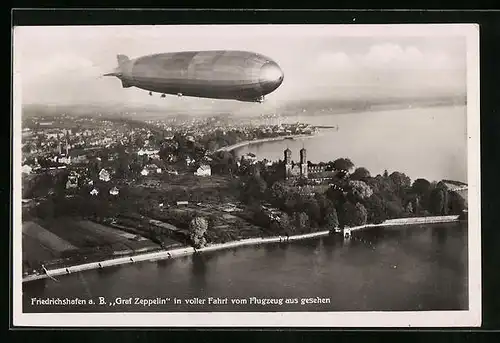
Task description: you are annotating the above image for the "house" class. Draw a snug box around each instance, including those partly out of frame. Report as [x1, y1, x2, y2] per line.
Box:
[99, 169, 111, 182]
[72, 154, 89, 164]
[176, 201, 188, 206]
[109, 187, 119, 196]
[90, 188, 99, 196]
[58, 155, 71, 164]
[185, 156, 194, 166]
[242, 153, 258, 164]
[137, 149, 160, 157]
[66, 175, 78, 189]
[21, 165, 33, 174]
[141, 164, 161, 176]
[194, 164, 211, 177]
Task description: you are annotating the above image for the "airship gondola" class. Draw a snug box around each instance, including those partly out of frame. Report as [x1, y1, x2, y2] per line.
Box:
[104, 50, 284, 103]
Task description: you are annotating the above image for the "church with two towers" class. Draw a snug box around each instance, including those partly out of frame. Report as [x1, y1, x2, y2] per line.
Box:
[284, 147, 327, 180]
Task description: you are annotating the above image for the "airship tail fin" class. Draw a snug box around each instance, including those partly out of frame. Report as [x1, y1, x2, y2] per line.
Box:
[103, 54, 130, 78]
[117, 54, 130, 66]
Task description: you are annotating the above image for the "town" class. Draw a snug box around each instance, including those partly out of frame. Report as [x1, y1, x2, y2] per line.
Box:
[20, 108, 468, 280]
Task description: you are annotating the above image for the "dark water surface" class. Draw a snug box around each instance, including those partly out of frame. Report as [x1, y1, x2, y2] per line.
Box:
[23, 222, 468, 312]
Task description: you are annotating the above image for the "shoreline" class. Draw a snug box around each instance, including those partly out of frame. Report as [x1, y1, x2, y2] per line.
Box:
[215, 132, 321, 153]
[22, 215, 460, 283]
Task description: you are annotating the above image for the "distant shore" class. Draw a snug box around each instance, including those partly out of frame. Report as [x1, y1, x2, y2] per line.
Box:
[215, 132, 323, 153]
[22, 215, 460, 283]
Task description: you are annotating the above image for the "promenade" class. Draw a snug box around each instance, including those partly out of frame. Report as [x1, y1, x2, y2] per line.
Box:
[215, 134, 315, 152]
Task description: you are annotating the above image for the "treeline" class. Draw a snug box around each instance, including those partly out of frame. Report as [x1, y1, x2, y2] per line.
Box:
[238, 158, 467, 235]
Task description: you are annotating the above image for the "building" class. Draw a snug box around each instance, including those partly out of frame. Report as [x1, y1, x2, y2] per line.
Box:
[283, 148, 336, 182]
[109, 187, 120, 196]
[194, 164, 211, 177]
[21, 165, 33, 174]
[90, 188, 99, 196]
[284, 148, 309, 180]
[186, 156, 195, 166]
[241, 153, 258, 165]
[99, 169, 111, 182]
[141, 164, 162, 176]
[66, 175, 79, 189]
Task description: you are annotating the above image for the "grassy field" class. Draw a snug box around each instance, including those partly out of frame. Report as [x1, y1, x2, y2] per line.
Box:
[145, 203, 266, 244]
[22, 234, 58, 267]
[131, 174, 241, 205]
[23, 221, 77, 252]
[22, 217, 164, 273]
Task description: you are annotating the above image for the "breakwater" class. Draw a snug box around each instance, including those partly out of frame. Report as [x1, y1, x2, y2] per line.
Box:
[22, 215, 460, 283]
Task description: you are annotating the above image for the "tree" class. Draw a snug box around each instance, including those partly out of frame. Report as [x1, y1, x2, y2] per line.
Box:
[405, 201, 414, 215]
[115, 153, 131, 179]
[411, 178, 432, 213]
[412, 178, 431, 196]
[325, 208, 339, 232]
[448, 191, 466, 215]
[212, 151, 238, 175]
[270, 181, 288, 202]
[270, 212, 292, 235]
[241, 174, 267, 204]
[389, 171, 412, 195]
[365, 194, 386, 224]
[344, 202, 368, 227]
[348, 180, 374, 201]
[253, 207, 272, 228]
[293, 212, 310, 233]
[332, 158, 355, 172]
[351, 167, 371, 181]
[303, 198, 321, 227]
[384, 200, 405, 218]
[189, 217, 208, 248]
[429, 185, 449, 215]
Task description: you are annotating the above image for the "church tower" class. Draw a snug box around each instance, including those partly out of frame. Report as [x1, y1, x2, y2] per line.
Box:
[300, 148, 308, 178]
[284, 148, 292, 179]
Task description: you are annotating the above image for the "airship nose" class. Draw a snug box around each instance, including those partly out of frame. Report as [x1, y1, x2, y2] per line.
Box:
[259, 61, 284, 95]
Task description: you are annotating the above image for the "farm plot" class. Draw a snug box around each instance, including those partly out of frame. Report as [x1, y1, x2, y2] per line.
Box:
[84, 220, 161, 252]
[74, 220, 146, 252]
[37, 218, 104, 248]
[23, 221, 77, 252]
[22, 233, 57, 265]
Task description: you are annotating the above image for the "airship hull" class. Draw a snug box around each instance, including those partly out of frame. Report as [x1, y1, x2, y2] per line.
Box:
[107, 50, 284, 102]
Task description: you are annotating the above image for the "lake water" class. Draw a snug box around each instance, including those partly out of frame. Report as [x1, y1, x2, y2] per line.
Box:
[235, 106, 468, 183]
[23, 221, 468, 312]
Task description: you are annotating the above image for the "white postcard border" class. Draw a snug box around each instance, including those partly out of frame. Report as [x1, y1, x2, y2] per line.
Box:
[12, 23, 481, 328]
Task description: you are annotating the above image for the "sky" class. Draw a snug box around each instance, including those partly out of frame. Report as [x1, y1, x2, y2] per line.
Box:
[14, 25, 468, 114]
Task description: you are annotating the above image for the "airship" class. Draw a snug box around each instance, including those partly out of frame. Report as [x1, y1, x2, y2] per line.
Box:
[104, 50, 284, 103]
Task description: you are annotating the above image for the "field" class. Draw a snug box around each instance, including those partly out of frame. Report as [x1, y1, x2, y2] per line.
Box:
[131, 174, 240, 205]
[23, 221, 77, 252]
[145, 203, 266, 243]
[21, 216, 166, 274]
